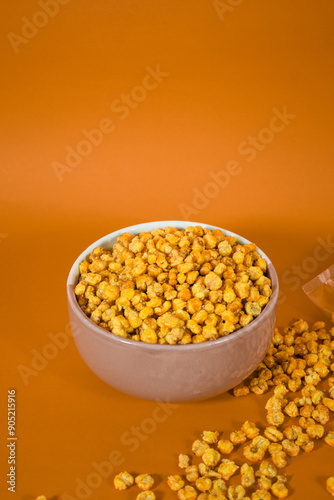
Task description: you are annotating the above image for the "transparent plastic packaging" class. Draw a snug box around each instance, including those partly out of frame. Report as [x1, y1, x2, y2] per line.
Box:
[302, 264, 334, 318]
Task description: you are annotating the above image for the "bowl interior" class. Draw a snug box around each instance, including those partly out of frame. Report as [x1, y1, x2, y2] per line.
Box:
[67, 220, 279, 352]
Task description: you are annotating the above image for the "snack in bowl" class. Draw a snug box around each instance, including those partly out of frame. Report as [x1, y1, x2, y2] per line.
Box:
[74, 225, 272, 344]
[67, 221, 278, 401]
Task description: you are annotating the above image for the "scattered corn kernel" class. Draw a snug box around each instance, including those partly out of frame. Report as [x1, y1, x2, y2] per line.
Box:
[135, 474, 154, 491]
[114, 471, 134, 490]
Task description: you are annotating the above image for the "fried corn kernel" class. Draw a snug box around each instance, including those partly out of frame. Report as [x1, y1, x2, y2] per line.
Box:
[241, 463, 256, 488]
[251, 490, 271, 500]
[75, 227, 272, 343]
[202, 448, 221, 467]
[135, 474, 154, 490]
[306, 424, 325, 439]
[323, 397, 334, 412]
[241, 421, 260, 440]
[283, 401, 299, 417]
[202, 431, 219, 444]
[217, 459, 239, 480]
[256, 460, 277, 479]
[230, 430, 247, 445]
[227, 485, 246, 500]
[198, 463, 221, 479]
[136, 492, 156, 500]
[327, 477, 334, 496]
[217, 439, 234, 454]
[114, 471, 134, 490]
[312, 404, 330, 424]
[196, 477, 212, 492]
[266, 410, 285, 427]
[192, 440, 210, 457]
[168, 475, 185, 491]
[325, 432, 334, 447]
[186, 465, 200, 482]
[35, 497, 47, 500]
[264, 427, 284, 443]
[233, 384, 250, 397]
[243, 436, 270, 462]
[257, 475, 272, 491]
[270, 480, 288, 499]
[210, 478, 228, 496]
[179, 454, 190, 469]
[281, 439, 300, 457]
[177, 485, 198, 500]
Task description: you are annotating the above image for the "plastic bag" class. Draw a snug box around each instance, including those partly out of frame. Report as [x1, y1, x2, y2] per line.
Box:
[302, 264, 334, 318]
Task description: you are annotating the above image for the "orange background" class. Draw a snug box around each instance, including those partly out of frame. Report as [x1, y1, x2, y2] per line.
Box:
[1, 1, 334, 499]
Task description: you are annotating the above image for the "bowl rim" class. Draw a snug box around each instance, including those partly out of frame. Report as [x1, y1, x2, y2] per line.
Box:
[67, 220, 279, 352]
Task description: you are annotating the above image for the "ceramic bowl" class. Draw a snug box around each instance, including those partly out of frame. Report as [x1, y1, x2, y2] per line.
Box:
[67, 221, 278, 402]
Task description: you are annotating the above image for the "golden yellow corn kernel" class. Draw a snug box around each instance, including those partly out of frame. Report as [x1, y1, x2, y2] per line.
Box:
[177, 485, 198, 500]
[271, 480, 288, 499]
[327, 477, 334, 496]
[256, 460, 277, 479]
[202, 325, 218, 340]
[136, 491, 156, 500]
[89, 260, 107, 273]
[202, 431, 219, 444]
[223, 287, 236, 303]
[251, 489, 271, 500]
[217, 439, 234, 454]
[140, 328, 158, 344]
[266, 410, 285, 427]
[192, 334, 207, 343]
[227, 485, 246, 500]
[178, 454, 190, 469]
[234, 282, 250, 299]
[283, 402, 298, 418]
[265, 394, 284, 410]
[168, 475, 185, 491]
[211, 478, 228, 495]
[257, 474, 272, 490]
[233, 384, 250, 397]
[135, 474, 154, 491]
[244, 436, 270, 462]
[281, 439, 300, 457]
[325, 432, 334, 447]
[186, 465, 199, 482]
[196, 477, 212, 492]
[79, 260, 89, 274]
[204, 272, 222, 291]
[114, 471, 134, 490]
[230, 430, 247, 445]
[263, 427, 283, 443]
[218, 321, 235, 335]
[74, 280, 88, 296]
[217, 459, 239, 480]
[245, 301, 262, 317]
[179, 332, 192, 344]
[250, 378, 268, 395]
[271, 451, 287, 469]
[306, 424, 325, 439]
[323, 397, 334, 411]
[312, 404, 330, 424]
[241, 463, 255, 488]
[241, 421, 260, 440]
[100, 283, 120, 301]
[202, 448, 221, 467]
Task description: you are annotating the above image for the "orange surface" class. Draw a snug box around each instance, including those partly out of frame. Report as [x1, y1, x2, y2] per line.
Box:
[1, 1, 334, 499]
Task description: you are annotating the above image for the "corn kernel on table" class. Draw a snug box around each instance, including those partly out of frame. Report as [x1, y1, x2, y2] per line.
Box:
[1, 1, 334, 499]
